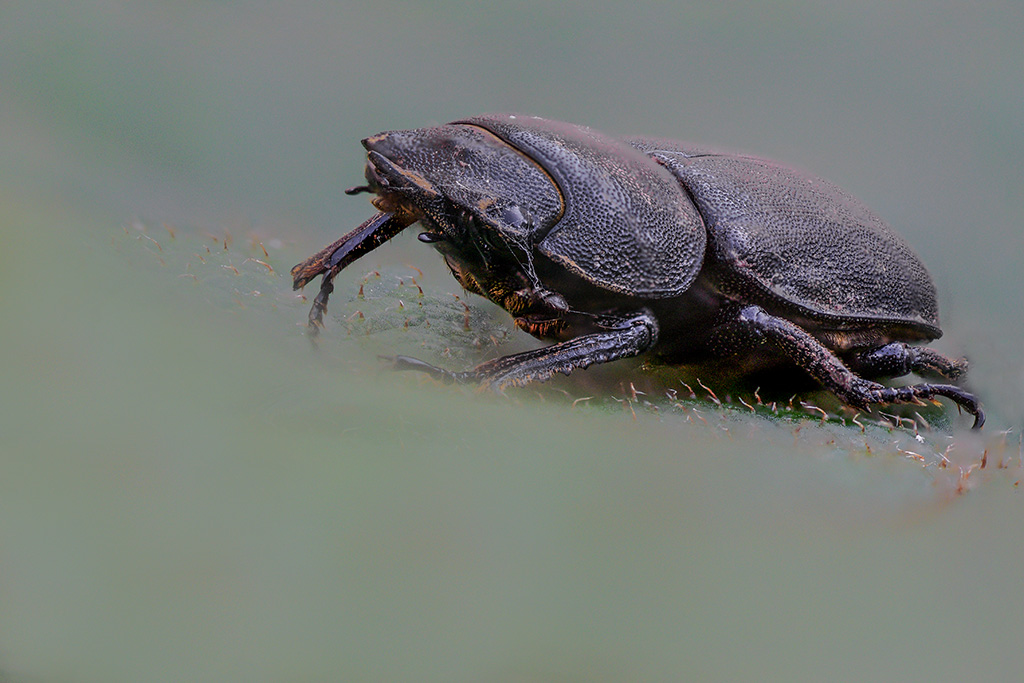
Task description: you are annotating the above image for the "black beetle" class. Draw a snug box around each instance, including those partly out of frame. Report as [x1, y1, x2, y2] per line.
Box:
[292, 114, 983, 428]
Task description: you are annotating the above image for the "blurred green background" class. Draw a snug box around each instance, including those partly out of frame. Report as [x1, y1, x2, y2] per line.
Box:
[1, 1, 1022, 681]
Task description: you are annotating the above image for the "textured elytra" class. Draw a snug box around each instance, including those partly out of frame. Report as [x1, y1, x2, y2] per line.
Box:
[628, 138, 940, 335]
[461, 114, 707, 298]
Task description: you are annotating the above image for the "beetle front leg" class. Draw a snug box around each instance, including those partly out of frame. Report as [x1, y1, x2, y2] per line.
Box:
[389, 310, 659, 389]
[306, 266, 341, 335]
[734, 305, 984, 429]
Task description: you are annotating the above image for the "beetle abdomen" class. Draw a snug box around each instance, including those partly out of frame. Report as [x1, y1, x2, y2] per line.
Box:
[629, 138, 941, 336]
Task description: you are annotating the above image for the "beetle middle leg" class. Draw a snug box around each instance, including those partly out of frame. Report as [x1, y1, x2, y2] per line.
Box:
[730, 305, 984, 428]
[388, 310, 659, 390]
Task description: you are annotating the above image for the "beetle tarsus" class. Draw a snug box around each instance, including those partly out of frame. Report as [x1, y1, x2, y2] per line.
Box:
[382, 355, 475, 383]
[306, 269, 339, 336]
[873, 382, 984, 429]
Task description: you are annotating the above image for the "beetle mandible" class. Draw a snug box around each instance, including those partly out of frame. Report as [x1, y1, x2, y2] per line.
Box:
[292, 114, 983, 428]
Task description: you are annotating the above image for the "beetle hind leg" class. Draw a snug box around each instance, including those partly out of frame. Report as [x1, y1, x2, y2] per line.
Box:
[847, 342, 968, 381]
[733, 305, 984, 429]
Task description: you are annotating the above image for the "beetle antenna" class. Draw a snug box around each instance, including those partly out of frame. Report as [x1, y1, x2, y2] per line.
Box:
[345, 185, 373, 195]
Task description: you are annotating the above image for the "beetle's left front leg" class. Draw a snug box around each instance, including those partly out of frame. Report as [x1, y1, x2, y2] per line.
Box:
[734, 305, 984, 428]
[391, 310, 659, 389]
[306, 266, 341, 334]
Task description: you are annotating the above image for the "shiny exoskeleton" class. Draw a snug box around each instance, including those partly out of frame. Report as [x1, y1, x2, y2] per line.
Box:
[292, 114, 983, 428]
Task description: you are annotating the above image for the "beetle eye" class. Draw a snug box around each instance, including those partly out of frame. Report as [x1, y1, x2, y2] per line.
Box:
[501, 205, 525, 230]
[417, 231, 444, 243]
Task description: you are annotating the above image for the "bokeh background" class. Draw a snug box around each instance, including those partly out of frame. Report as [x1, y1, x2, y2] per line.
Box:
[1, 1, 1022, 681]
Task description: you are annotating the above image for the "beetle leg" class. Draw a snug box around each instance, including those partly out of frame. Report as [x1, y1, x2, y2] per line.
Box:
[387, 311, 659, 390]
[306, 266, 341, 335]
[847, 342, 969, 381]
[477, 311, 659, 388]
[384, 355, 473, 383]
[291, 211, 415, 336]
[292, 211, 411, 289]
[735, 305, 984, 429]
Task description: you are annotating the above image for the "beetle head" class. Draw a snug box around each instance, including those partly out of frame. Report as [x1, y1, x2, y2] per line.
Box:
[360, 123, 563, 249]
[354, 123, 569, 315]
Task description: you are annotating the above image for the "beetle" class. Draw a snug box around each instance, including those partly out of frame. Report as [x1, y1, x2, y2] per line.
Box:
[292, 114, 983, 428]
